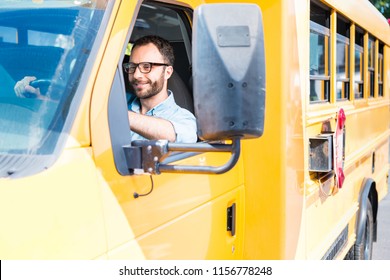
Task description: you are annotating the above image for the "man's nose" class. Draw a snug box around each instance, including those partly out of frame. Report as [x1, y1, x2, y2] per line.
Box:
[131, 66, 144, 78]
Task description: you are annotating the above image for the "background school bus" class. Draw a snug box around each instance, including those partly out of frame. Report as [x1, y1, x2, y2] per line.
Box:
[0, 0, 389, 260]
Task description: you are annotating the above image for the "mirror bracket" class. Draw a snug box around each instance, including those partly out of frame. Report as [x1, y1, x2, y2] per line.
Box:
[123, 138, 241, 175]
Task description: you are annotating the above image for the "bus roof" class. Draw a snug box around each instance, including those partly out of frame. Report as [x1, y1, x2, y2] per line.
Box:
[325, 0, 390, 45]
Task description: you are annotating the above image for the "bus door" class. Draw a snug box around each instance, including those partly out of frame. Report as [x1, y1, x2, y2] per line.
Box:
[90, 0, 245, 259]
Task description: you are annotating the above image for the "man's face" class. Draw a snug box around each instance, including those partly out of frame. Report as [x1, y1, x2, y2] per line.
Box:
[129, 43, 172, 99]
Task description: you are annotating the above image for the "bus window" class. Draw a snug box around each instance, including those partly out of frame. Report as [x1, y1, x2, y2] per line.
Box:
[354, 27, 364, 99]
[0, 1, 108, 177]
[336, 16, 350, 101]
[378, 42, 384, 97]
[368, 36, 375, 98]
[309, 2, 330, 103]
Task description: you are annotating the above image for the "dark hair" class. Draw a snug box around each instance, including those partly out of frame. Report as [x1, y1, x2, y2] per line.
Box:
[132, 35, 175, 66]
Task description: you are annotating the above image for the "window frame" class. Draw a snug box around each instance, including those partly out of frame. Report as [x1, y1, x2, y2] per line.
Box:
[368, 36, 375, 98]
[336, 33, 350, 101]
[335, 15, 351, 101]
[108, 1, 195, 176]
[378, 43, 384, 97]
[310, 20, 331, 103]
[354, 28, 365, 100]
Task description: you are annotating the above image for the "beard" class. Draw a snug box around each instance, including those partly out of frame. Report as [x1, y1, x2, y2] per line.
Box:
[130, 71, 165, 100]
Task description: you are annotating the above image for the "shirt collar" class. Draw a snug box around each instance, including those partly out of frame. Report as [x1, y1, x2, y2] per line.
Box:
[130, 90, 175, 116]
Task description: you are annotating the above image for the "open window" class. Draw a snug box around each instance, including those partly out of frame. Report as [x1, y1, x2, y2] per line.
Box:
[122, 2, 194, 113]
[108, 1, 195, 176]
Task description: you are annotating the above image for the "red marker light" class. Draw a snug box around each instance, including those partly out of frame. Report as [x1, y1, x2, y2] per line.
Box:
[338, 168, 345, 188]
[338, 108, 346, 129]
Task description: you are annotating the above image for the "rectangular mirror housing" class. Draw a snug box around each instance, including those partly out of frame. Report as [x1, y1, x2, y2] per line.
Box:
[193, 4, 266, 141]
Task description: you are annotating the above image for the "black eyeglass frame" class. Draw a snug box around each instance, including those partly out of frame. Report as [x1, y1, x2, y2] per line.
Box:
[123, 62, 169, 74]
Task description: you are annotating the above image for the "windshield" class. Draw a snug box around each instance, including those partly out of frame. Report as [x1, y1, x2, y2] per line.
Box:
[0, 0, 109, 178]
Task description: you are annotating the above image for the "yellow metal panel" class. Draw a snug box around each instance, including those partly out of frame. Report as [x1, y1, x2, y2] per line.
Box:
[113, 187, 245, 259]
[242, 0, 306, 259]
[385, 46, 390, 98]
[350, 23, 356, 101]
[330, 10, 336, 103]
[0, 148, 106, 259]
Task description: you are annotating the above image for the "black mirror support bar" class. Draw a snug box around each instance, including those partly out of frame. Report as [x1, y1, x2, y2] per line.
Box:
[160, 138, 241, 174]
[123, 138, 241, 175]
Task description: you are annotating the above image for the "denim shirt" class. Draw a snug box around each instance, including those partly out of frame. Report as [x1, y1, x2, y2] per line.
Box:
[128, 90, 197, 143]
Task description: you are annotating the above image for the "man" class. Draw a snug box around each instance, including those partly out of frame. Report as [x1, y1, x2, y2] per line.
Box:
[124, 35, 197, 143]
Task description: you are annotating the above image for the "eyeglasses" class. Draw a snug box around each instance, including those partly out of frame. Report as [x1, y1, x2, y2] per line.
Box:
[123, 62, 169, 74]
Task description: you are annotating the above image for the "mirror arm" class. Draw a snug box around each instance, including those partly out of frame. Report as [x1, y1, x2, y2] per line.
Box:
[159, 138, 241, 174]
[123, 138, 241, 175]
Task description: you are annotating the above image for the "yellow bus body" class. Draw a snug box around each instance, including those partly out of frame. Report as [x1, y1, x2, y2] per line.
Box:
[0, 0, 389, 260]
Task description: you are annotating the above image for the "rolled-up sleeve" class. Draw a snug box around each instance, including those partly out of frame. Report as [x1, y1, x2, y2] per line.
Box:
[169, 108, 197, 143]
[147, 91, 198, 143]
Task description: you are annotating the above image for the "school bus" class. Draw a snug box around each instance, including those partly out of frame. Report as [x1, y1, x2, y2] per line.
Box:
[0, 0, 389, 260]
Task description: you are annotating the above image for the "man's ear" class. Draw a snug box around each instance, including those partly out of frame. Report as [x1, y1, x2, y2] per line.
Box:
[165, 65, 173, 79]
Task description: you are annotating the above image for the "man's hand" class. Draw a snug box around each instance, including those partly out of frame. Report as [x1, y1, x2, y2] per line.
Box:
[14, 76, 43, 99]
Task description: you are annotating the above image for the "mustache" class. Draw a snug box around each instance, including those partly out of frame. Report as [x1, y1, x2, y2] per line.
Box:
[130, 78, 151, 85]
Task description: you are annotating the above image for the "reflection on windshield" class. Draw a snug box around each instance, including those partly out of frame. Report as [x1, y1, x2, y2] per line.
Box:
[0, 0, 107, 177]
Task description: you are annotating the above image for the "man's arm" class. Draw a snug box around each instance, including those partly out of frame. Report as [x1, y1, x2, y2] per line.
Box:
[128, 111, 176, 142]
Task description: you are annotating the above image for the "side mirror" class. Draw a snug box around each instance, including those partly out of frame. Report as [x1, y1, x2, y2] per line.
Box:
[124, 4, 266, 175]
[193, 3, 266, 141]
